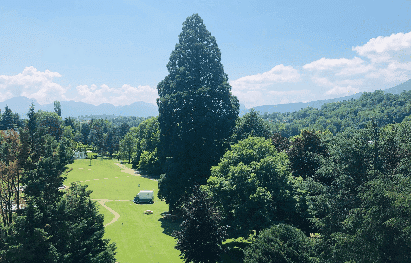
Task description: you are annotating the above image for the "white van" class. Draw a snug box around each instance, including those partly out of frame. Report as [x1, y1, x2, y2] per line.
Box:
[134, 190, 154, 204]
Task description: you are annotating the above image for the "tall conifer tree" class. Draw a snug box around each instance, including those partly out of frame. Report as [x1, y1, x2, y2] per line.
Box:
[157, 14, 239, 211]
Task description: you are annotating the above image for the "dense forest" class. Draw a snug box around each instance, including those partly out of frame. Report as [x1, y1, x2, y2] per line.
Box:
[1, 13, 411, 263]
[264, 89, 411, 137]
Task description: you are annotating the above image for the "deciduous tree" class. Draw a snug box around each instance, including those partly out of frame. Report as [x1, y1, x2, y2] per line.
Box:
[243, 224, 315, 263]
[231, 109, 271, 143]
[205, 137, 295, 237]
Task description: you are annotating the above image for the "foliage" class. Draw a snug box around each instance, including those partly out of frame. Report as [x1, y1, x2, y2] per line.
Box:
[287, 130, 329, 181]
[157, 14, 239, 212]
[243, 224, 316, 263]
[52, 183, 117, 263]
[0, 106, 22, 130]
[118, 129, 137, 163]
[36, 110, 63, 141]
[316, 174, 411, 263]
[54, 101, 62, 117]
[271, 132, 290, 152]
[2, 184, 117, 263]
[138, 149, 162, 176]
[0, 130, 23, 226]
[205, 137, 295, 237]
[60, 115, 137, 158]
[220, 236, 254, 263]
[231, 109, 271, 143]
[304, 121, 411, 262]
[130, 117, 161, 173]
[175, 187, 226, 263]
[0, 105, 116, 262]
[264, 89, 411, 137]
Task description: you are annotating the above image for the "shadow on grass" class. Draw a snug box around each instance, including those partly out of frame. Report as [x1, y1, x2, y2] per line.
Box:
[136, 170, 161, 181]
[158, 216, 182, 237]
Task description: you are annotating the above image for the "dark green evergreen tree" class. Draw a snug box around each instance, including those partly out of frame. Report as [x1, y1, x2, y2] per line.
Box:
[175, 187, 226, 263]
[1, 106, 15, 130]
[157, 14, 239, 212]
[1, 105, 116, 262]
[51, 183, 117, 263]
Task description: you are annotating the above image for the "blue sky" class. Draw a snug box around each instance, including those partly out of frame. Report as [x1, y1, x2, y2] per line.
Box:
[0, 0, 410, 108]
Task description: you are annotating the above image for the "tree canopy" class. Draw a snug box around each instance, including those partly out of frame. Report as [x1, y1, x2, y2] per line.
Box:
[157, 14, 239, 212]
[205, 137, 295, 237]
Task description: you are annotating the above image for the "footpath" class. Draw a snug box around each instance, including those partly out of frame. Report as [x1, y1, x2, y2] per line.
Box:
[114, 163, 141, 176]
[89, 163, 139, 227]
[91, 199, 130, 226]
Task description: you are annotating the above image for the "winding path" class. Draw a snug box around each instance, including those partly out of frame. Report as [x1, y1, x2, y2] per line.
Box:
[115, 163, 141, 176]
[92, 199, 130, 227]
[82, 163, 139, 227]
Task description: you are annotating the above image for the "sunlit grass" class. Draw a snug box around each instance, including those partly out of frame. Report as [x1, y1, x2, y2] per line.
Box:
[95, 202, 115, 225]
[65, 158, 182, 263]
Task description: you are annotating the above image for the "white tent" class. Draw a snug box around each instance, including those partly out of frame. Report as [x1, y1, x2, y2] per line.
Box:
[74, 151, 86, 159]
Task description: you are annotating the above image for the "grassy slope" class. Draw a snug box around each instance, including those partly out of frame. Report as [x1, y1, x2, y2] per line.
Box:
[65, 158, 182, 263]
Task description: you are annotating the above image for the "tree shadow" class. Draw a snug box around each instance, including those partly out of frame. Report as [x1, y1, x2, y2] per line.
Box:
[136, 170, 161, 180]
[158, 214, 182, 237]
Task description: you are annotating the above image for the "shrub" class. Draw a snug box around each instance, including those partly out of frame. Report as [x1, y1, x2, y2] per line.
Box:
[244, 224, 316, 263]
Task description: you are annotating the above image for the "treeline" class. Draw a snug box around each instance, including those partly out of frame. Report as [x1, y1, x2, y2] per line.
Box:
[264, 89, 411, 137]
[148, 14, 411, 263]
[198, 119, 411, 262]
[0, 103, 148, 159]
[0, 104, 116, 262]
[156, 101, 411, 262]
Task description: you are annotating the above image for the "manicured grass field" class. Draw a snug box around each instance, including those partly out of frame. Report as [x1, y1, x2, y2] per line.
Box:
[65, 158, 182, 263]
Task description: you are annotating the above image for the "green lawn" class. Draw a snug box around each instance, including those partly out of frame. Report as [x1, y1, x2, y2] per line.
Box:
[96, 202, 115, 225]
[65, 158, 182, 263]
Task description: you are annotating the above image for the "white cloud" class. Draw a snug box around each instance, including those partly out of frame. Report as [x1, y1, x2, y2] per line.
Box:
[230, 64, 301, 91]
[233, 88, 312, 108]
[353, 31, 411, 56]
[267, 90, 312, 104]
[298, 31, 411, 100]
[312, 76, 364, 88]
[303, 57, 365, 71]
[311, 76, 334, 87]
[230, 64, 303, 108]
[0, 67, 159, 106]
[366, 61, 411, 83]
[0, 66, 68, 104]
[325, 85, 360, 96]
[351, 31, 411, 80]
[303, 57, 374, 76]
[75, 83, 158, 106]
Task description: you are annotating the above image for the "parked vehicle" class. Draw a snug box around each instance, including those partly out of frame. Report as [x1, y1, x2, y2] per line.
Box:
[134, 190, 154, 204]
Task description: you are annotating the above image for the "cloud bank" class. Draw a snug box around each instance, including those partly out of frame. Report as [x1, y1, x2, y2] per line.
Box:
[75, 83, 158, 106]
[0, 67, 159, 106]
[0, 66, 67, 104]
[0, 32, 410, 109]
[231, 31, 411, 108]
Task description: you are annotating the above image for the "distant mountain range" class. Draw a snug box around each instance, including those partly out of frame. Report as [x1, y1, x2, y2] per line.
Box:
[251, 79, 411, 114]
[1, 79, 410, 118]
[0, 98, 158, 118]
